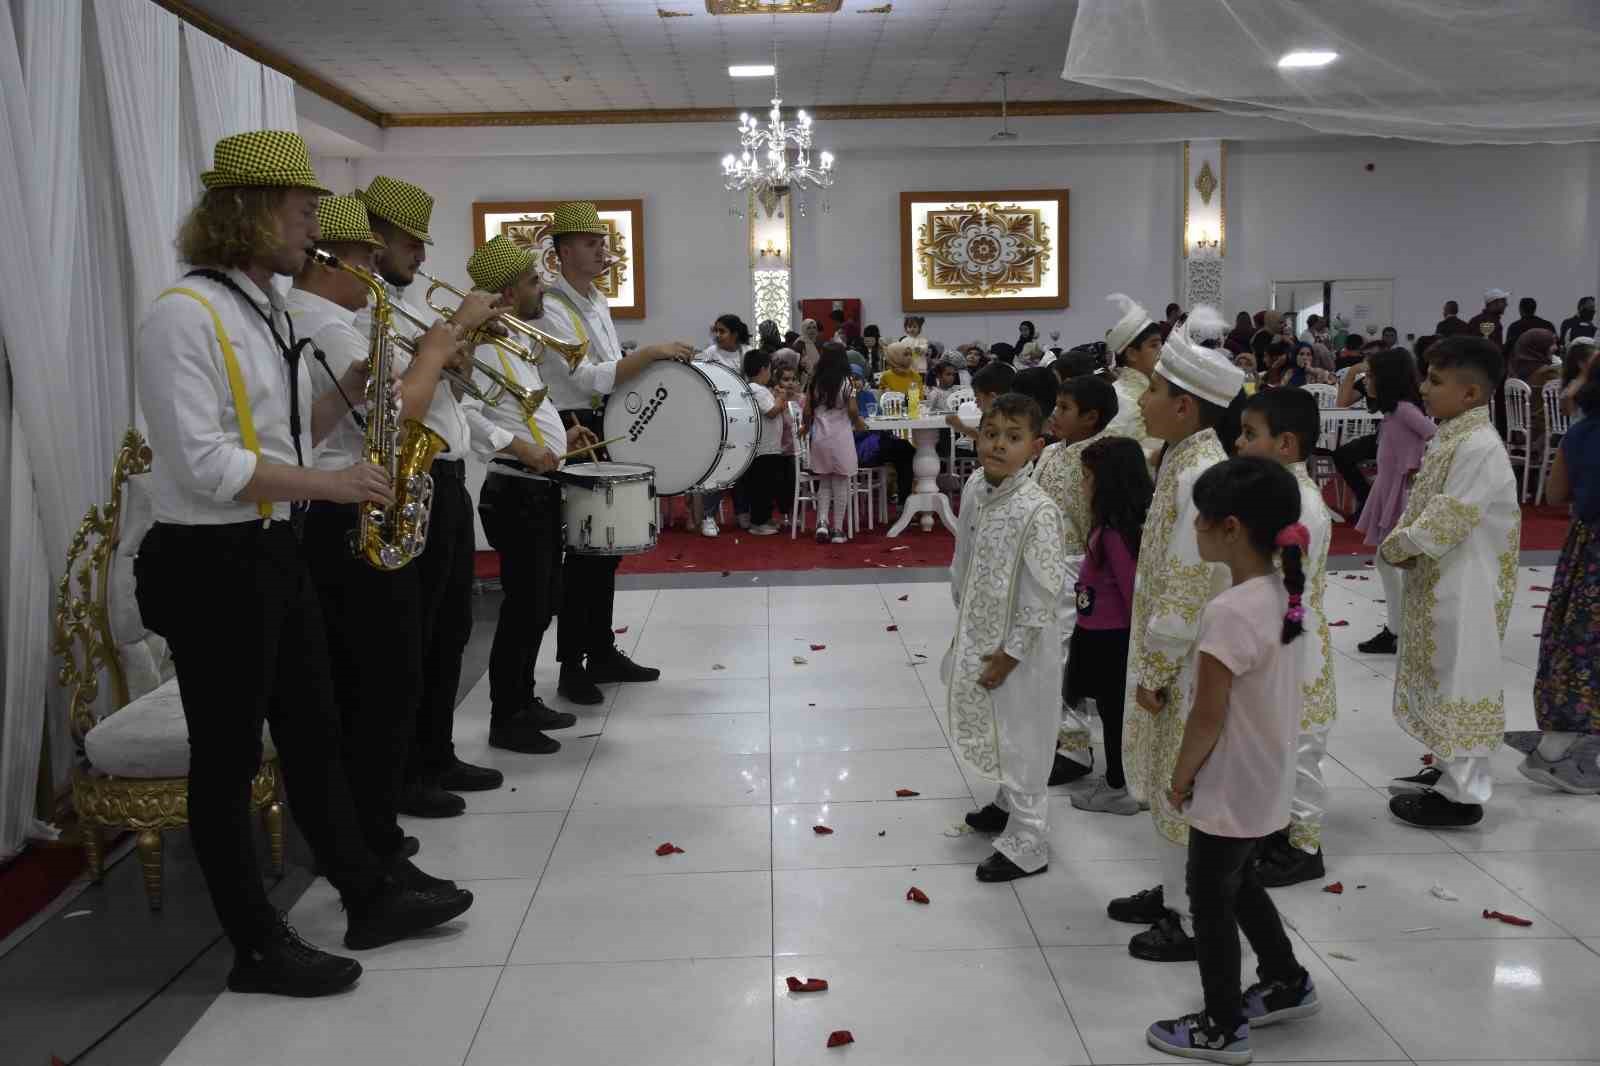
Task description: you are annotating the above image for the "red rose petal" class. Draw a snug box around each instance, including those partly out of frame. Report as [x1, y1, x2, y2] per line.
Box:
[1530, 584, 1551, 591]
[1357, 576, 1370, 581]
[886, 624, 899, 632]
[1533, 603, 1548, 610]
[655, 842, 685, 856]
[812, 825, 834, 835]
[1483, 908, 1533, 927]
[827, 1030, 855, 1048]
[1329, 620, 1350, 627]
[1323, 881, 1344, 894]
[895, 788, 920, 797]
[613, 626, 629, 634]
[810, 643, 827, 651]
[786, 976, 830, 992]
[1421, 753, 1435, 765]
[906, 886, 930, 904]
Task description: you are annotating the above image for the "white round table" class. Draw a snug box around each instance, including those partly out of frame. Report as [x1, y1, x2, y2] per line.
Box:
[864, 414, 961, 536]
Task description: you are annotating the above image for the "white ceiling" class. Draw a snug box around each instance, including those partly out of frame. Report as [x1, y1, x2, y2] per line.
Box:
[184, 0, 1103, 116]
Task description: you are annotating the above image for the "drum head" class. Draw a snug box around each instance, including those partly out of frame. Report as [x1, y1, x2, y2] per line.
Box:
[562, 461, 654, 481]
[604, 362, 723, 495]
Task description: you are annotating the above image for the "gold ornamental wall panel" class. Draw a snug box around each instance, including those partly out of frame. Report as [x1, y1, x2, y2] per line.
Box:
[900, 189, 1068, 313]
[472, 199, 646, 319]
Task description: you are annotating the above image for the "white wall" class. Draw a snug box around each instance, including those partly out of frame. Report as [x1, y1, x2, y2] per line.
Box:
[1224, 138, 1600, 339]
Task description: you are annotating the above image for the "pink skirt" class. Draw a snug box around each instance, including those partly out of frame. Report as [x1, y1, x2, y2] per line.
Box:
[808, 408, 858, 476]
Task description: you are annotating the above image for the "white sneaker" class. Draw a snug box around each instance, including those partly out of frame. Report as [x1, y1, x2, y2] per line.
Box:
[701, 517, 719, 538]
[815, 526, 830, 543]
[749, 523, 779, 536]
[1519, 748, 1600, 794]
[830, 533, 848, 544]
[1071, 779, 1141, 815]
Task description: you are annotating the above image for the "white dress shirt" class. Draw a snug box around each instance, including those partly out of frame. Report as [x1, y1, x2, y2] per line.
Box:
[137, 268, 313, 525]
[539, 273, 624, 411]
[286, 288, 370, 471]
[468, 341, 568, 467]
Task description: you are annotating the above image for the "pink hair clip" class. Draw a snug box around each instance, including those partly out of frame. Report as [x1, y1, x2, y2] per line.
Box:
[1285, 605, 1306, 624]
[1275, 523, 1310, 551]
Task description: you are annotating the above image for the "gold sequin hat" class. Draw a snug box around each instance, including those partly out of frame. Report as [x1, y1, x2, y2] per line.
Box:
[467, 236, 535, 293]
[358, 175, 434, 244]
[548, 201, 609, 237]
[200, 130, 330, 194]
[315, 195, 385, 247]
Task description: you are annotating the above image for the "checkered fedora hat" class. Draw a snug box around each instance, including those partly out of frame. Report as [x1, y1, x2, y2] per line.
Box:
[466, 236, 535, 293]
[200, 130, 330, 194]
[358, 175, 434, 244]
[316, 195, 385, 247]
[548, 201, 608, 237]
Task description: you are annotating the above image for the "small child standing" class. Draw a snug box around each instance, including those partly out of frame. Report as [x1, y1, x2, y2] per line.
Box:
[1353, 349, 1436, 655]
[1146, 457, 1320, 1066]
[739, 349, 792, 536]
[946, 394, 1068, 882]
[1033, 375, 1121, 785]
[803, 342, 868, 544]
[1066, 437, 1152, 815]
[1235, 390, 1338, 887]
[1383, 336, 1522, 829]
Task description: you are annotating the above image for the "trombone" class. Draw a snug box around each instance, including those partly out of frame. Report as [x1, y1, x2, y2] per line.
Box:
[417, 269, 588, 372]
[383, 301, 550, 423]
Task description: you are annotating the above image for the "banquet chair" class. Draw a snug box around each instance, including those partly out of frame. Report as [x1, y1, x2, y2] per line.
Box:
[1503, 378, 1534, 502]
[54, 429, 283, 910]
[877, 391, 907, 418]
[788, 400, 825, 538]
[1535, 379, 1571, 505]
[1303, 383, 1338, 409]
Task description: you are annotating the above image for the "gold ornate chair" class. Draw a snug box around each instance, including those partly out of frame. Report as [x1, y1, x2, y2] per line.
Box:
[54, 428, 283, 910]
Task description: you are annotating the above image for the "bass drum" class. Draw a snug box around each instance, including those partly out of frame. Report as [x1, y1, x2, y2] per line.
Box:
[603, 360, 759, 495]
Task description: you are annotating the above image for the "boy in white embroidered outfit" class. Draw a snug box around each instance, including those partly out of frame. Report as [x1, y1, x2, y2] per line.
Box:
[945, 393, 1068, 882]
[1114, 308, 1243, 963]
[1103, 292, 1167, 465]
[1234, 389, 1338, 888]
[1383, 336, 1522, 830]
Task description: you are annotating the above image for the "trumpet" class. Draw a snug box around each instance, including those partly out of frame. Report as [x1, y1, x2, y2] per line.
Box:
[383, 301, 551, 423]
[417, 269, 588, 372]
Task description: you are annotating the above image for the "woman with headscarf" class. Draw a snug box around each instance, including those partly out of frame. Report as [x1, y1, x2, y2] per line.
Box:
[797, 318, 824, 383]
[757, 318, 782, 353]
[1015, 320, 1037, 356]
[860, 324, 886, 375]
[1224, 311, 1255, 356]
[1509, 327, 1557, 384]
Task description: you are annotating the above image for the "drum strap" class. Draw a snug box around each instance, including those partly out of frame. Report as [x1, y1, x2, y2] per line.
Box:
[494, 348, 546, 446]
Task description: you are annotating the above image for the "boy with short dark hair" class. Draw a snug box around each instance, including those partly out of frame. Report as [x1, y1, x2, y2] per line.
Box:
[946, 393, 1068, 883]
[739, 348, 792, 536]
[1235, 389, 1338, 886]
[946, 361, 1017, 444]
[1382, 336, 1521, 829]
[1035, 375, 1120, 784]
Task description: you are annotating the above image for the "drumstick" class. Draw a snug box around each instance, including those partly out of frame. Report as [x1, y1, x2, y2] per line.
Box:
[559, 435, 625, 462]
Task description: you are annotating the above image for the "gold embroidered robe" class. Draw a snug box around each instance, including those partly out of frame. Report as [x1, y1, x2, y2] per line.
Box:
[1292, 463, 1338, 731]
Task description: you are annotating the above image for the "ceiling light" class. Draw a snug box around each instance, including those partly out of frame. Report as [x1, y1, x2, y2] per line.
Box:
[1277, 51, 1338, 69]
[729, 64, 776, 78]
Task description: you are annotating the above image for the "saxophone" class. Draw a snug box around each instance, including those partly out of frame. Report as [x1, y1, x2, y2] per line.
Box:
[310, 250, 447, 571]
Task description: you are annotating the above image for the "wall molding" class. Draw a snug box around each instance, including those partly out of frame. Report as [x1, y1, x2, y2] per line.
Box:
[150, 1, 1201, 132]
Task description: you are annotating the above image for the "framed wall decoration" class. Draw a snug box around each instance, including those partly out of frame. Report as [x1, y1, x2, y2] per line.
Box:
[899, 189, 1068, 314]
[471, 199, 646, 319]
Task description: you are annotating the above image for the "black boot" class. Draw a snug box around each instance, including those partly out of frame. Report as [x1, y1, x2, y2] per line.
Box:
[1049, 751, 1093, 786]
[227, 915, 362, 998]
[438, 757, 503, 793]
[524, 695, 577, 729]
[558, 662, 605, 706]
[965, 803, 1009, 833]
[586, 646, 662, 683]
[343, 878, 474, 951]
[400, 780, 465, 818]
[1357, 626, 1397, 654]
[490, 707, 563, 755]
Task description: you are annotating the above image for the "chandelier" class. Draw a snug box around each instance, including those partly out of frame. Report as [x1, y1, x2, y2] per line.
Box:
[720, 43, 836, 207]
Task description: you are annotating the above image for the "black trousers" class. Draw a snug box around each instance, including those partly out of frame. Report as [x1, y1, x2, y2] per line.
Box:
[878, 435, 916, 504]
[1332, 431, 1379, 513]
[557, 410, 621, 666]
[739, 453, 793, 527]
[135, 521, 381, 952]
[303, 502, 420, 859]
[1187, 827, 1305, 1030]
[410, 459, 475, 782]
[479, 467, 563, 718]
[1066, 626, 1130, 790]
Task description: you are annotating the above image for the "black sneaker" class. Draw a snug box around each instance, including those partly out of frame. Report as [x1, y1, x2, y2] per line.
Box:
[558, 663, 605, 706]
[438, 757, 503, 793]
[586, 647, 661, 684]
[490, 709, 563, 754]
[1256, 845, 1325, 888]
[1130, 913, 1197, 962]
[976, 851, 1046, 882]
[1108, 884, 1169, 925]
[965, 803, 1009, 834]
[1388, 765, 1443, 795]
[228, 915, 362, 998]
[399, 781, 465, 818]
[1146, 1011, 1251, 1065]
[1357, 626, 1397, 654]
[525, 695, 577, 730]
[344, 879, 474, 951]
[1389, 790, 1483, 830]
[1242, 972, 1321, 1028]
[390, 857, 457, 892]
[1049, 751, 1093, 786]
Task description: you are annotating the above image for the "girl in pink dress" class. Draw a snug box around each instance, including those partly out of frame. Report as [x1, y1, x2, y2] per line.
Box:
[1354, 349, 1437, 653]
[803, 342, 868, 543]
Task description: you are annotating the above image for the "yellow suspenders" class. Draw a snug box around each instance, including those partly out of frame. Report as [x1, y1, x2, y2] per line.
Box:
[545, 289, 602, 411]
[495, 348, 545, 446]
[159, 286, 272, 519]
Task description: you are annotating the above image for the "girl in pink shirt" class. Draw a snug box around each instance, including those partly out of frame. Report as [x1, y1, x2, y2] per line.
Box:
[1146, 457, 1318, 1066]
[1067, 437, 1153, 816]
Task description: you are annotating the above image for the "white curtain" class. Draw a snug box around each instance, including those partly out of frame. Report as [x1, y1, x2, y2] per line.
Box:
[262, 66, 297, 131]
[1062, 0, 1600, 143]
[182, 25, 263, 203]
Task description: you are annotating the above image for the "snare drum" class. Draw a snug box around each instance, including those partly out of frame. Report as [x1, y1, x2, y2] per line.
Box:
[560, 462, 657, 556]
[603, 361, 759, 495]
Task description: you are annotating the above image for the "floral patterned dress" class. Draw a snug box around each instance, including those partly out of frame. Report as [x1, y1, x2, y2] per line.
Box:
[1533, 416, 1600, 735]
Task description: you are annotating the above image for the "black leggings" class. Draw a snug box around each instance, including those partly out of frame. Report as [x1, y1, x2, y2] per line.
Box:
[1066, 626, 1129, 789]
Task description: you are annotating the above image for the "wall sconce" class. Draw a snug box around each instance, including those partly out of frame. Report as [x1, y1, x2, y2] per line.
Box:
[1191, 228, 1219, 253]
[758, 239, 785, 259]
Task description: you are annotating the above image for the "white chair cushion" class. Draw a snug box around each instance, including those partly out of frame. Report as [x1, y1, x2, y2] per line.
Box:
[84, 678, 276, 779]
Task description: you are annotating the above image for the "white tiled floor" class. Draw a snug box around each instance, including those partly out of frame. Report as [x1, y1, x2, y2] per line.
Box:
[164, 569, 1600, 1066]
